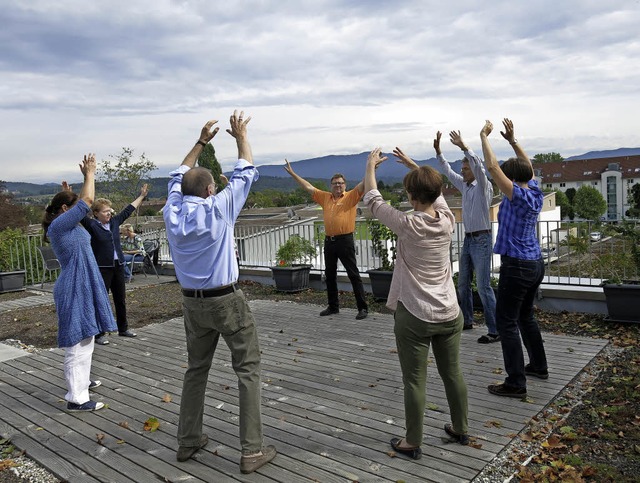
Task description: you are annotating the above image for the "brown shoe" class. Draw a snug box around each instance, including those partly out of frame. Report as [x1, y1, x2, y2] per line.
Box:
[176, 434, 208, 462]
[240, 445, 277, 474]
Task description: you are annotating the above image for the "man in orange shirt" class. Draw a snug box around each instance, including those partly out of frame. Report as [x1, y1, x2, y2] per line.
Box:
[284, 160, 368, 320]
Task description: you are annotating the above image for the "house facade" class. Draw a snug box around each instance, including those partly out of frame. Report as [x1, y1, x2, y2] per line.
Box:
[536, 155, 640, 220]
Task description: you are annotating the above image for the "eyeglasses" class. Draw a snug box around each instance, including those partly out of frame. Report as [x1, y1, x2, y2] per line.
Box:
[331, 182, 345, 186]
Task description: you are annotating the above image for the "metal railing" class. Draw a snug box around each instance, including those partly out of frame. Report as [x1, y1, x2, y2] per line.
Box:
[3, 220, 637, 288]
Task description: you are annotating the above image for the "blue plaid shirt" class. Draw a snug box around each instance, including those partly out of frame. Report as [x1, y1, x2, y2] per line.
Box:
[493, 179, 543, 260]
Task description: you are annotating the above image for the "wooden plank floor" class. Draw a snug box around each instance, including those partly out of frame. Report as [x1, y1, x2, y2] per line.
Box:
[0, 299, 608, 482]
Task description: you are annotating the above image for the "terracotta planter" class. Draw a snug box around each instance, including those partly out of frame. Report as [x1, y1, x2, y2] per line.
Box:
[602, 283, 640, 323]
[367, 269, 393, 302]
[271, 265, 312, 292]
[0, 270, 26, 294]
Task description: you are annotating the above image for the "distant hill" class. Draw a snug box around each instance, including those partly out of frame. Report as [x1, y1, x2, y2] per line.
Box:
[254, 152, 450, 184]
[564, 148, 640, 161]
[7, 147, 639, 198]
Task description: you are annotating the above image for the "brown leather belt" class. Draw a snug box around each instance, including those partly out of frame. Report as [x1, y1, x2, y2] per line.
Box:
[325, 233, 353, 242]
[465, 230, 491, 237]
[182, 284, 237, 298]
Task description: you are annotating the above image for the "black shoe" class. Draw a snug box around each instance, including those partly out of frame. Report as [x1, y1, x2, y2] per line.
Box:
[89, 380, 102, 390]
[177, 434, 209, 462]
[67, 400, 104, 412]
[525, 364, 549, 380]
[390, 437, 422, 460]
[463, 324, 473, 330]
[477, 334, 501, 344]
[444, 423, 469, 445]
[488, 383, 527, 399]
[118, 330, 137, 338]
[319, 307, 339, 316]
[355, 309, 368, 320]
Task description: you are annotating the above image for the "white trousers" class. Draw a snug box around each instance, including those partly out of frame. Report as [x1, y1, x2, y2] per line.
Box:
[63, 336, 95, 404]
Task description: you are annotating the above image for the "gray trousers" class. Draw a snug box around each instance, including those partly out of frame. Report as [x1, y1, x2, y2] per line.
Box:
[177, 289, 263, 453]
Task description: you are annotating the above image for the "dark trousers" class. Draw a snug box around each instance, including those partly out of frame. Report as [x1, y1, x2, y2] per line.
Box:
[324, 234, 368, 311]
[98, 262, 128, 334]
[496, 256, 547, 389]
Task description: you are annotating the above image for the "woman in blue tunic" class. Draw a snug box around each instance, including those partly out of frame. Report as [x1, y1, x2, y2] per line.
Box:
[42, 154, 117, 412]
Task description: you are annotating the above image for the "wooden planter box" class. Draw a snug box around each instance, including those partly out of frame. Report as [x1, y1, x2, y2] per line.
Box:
[0, 270, 26, 294]
[271, 265, 312, 293]
[602, 283, 640, 323]
[367, 269, 393, 302]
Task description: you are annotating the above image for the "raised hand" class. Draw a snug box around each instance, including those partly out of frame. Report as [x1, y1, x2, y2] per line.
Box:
[200, 120, 219, 143]
[219, 174, 229, 186]
[500, 118, 515, 143]
[392, 147, 419, 170]
[226, 110, 251, 139]
[367, 147, 387, 169]
[284, 159, 295, 176]
[79, 153, 96, 178]
[433, 131, 442, 154]
[61, 181, 72, 192]
[449, 130, 467, 151]
[480, 120, 493, 137]
[140, 183, 149, 198]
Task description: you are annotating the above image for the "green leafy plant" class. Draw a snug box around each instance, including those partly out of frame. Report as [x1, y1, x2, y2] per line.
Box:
[275, 235, 317, 267]
[368, 219, 397, 271]
[602, 221, 640, 284]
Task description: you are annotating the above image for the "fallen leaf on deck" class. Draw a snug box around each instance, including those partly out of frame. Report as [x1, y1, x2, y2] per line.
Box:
[161, 394, 172, 403]
[143, 417, 160, 432]
[96, 433, 105, 445]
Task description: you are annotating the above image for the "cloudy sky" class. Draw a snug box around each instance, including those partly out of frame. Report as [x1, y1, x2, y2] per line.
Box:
[1, 0, 639, 183]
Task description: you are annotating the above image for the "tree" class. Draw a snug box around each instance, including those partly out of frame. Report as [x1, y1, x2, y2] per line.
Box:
[625, 183, 640, 218]
[197, 144, 223, 186]
[533, 152, 564, 164]
[0, 181, 28, 231]
[565, 187, 577, 204]
[573, 185, 607, 221]
[553, 189, 574, 220]
[98, 148, 156, 210]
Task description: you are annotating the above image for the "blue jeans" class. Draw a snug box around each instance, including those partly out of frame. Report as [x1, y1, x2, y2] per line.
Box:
[458, 232, 497, 334]
[123, 253, 144, 280]
[496, 256, 547, 389]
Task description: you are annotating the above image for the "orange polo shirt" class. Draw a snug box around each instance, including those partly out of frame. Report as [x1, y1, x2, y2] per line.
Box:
[313, 188, 363, 237]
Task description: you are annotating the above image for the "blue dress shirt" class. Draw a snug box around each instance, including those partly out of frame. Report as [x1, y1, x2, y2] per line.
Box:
[163, 160, 258, 289]
[438, 150, 493, 233]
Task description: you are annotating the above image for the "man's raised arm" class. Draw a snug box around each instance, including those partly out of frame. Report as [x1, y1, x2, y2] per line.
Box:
[284, 159, 316, 195]
[181, 120, 220, 168]
[226, 110, 253, 165]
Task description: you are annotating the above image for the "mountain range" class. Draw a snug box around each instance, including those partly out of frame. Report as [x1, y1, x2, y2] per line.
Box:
[5, 147, 640, 197]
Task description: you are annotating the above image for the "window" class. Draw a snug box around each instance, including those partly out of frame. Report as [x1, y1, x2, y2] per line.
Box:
[592, 181, 598, 186]
[583, 171, 592, 175]
[553, 173, 562, 178]
[546, 184, 552, 189]
[560, 183, 566, 188]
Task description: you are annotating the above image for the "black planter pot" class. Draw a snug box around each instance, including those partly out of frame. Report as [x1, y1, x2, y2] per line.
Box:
[367, 269, 393, 302]
[0, 270, 26, 294]
[271, 265, 312, 293]
[602, 283, 640, 323]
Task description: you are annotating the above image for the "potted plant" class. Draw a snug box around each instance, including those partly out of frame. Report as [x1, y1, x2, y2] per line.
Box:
[271, 235, 317, 292]
[366, 219, 397, 301]
[0, 228, 26, 294]
[601, 222, 640, 323]
[453, 272, 499, 311]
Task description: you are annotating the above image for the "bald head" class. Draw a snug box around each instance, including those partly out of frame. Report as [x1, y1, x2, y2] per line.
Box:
[182, 167, 215, 198]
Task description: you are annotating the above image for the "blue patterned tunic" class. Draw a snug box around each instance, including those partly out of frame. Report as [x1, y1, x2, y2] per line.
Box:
[48, 200, 117, 347]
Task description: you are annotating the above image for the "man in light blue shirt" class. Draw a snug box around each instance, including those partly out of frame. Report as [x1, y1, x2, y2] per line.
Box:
[163, 111, 276, 473]
[436, 130, 499, 344]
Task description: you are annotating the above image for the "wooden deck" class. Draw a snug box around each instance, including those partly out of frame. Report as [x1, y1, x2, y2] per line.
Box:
[0, 299, 607, 482]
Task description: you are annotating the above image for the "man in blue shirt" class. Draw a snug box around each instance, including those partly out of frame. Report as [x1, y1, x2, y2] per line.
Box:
[163, 111, 276, 473]
[436, 131, 499, 344]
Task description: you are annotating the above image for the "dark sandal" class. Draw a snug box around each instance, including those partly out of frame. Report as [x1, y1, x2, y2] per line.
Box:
[444, 423, 470, 445]
[390, 437, 422, 460]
